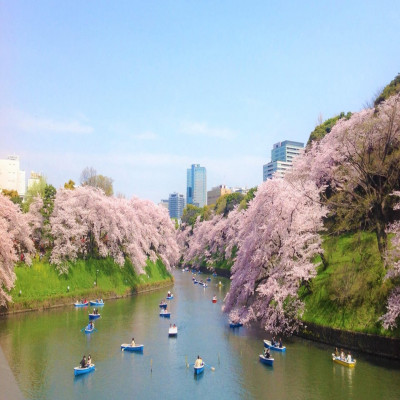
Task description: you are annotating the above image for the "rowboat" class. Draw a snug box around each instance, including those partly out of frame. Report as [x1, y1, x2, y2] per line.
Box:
[229, 322, 243, 328]
[74, 364, 95, 376]
[212, 273, 217, 277]
[193, 280, 198, 284]
[84, 325, 95, 334]
[121, 344, 144, 352]
[166, 295, 174, 300]
[159, 303, 167, 309]
[332, 354, 356, 367]
[263, 340, 286, 352]
[74, 302, 88, 307]
[259, 355, 274, 366]
[194, 363, 205, 375]
[206, 277, 211, 282]
[202, 283, 208, 288]
[160, 310, 171, 318]
[168, 326, 178, 337]
[212, 297, 217, 303]
[88, 313, 100, 320]
[89, 300, 104, 306]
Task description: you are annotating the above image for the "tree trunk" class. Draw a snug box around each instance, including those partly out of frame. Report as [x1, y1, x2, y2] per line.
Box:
[375, 220, 387, 258]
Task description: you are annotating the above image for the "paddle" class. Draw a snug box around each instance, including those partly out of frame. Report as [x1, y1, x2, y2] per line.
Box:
[204, 363, 215, 371]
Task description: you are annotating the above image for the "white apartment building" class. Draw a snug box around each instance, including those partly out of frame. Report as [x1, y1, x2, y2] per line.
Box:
[0, 155, 26, 196]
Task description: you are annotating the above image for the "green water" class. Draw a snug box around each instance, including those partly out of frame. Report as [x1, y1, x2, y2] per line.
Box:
[0, 271, 399, 400]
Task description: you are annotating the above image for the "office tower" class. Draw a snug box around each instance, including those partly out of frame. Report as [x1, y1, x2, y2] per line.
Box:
[186, 164, 207, 207]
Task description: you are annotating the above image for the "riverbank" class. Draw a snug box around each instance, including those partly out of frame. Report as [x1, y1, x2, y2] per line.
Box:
[1, 257, 173, 315]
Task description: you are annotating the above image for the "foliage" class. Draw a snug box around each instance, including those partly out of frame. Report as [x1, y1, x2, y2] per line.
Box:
[307, 112, 352, 145]
[181, 204, 212, 226]
[0, 194, 35, 306]
[23, 176, 47, 212]
[80, 166, 113, 196]
[223, 178, 327, 335]
[2, 189, 22, 206]
[300, 232, 394, 335]
[50, 186, 179, 274]
[239, 187, 257, 210]
[64, 179, 75, 190]
[11, 257, 172, 305]
[296, 93, 400, 255]
[215, 192, 244, 216]
[374, 73, 400, 107]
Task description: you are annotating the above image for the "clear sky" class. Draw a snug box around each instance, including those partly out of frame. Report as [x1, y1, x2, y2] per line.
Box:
[1, 1, 399, 203]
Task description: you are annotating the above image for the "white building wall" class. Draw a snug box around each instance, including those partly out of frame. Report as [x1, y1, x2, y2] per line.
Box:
[0, 155, 26, 196]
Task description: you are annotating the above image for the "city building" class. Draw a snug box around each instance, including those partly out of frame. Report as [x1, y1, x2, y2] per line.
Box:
[168, 192, 185, 219]
[230, 186, 249, 195]
[263, 140, 304, 181]
[0, 155, 26, 196]
[158, 199, 169, 211]
[186, 164, 207, 207]
[207, 185, 231, 205]
[28, 171, 42, 189]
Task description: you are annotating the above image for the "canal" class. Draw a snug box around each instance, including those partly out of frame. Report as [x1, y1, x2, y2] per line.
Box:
[0, 270, 399, 400]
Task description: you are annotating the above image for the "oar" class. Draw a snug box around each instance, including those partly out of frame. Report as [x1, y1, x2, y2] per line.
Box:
[204, 363, 215, 371]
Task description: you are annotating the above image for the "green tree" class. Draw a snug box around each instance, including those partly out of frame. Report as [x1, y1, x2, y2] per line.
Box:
[23, 176, 47, 212]
[239, 187, 257, 210]
[80, 167, 113, 196]
[215, 192, 244, 216]
[2, 189, 22, 206]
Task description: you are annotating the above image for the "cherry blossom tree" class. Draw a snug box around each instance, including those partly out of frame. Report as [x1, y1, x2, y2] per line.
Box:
[0, 194, 34, 306]
[293, 93, 400, 255]
[50, 187, 179, 274]
[223, 178, 327, 335]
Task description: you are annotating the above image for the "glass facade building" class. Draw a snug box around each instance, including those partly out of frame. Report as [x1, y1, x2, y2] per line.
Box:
[186, 164, 207, 207]
[263, 140, 304, 181]
[168, 192, 185, 219]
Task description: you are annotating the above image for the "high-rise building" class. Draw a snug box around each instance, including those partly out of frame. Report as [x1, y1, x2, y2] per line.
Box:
[186, 164, 207, 207]
[168, 192, 185, 219]
[0, 155, 26, 196]
[158, 199, 169, 211]
[263, 140, 304, 181]
[207, 185, 231, 206]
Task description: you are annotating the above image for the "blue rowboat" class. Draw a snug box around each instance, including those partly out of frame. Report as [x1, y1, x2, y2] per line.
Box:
[74, 364, 95, 376]
[88, 314, 100, 320]
[212, 273, 217, 277]
[206, 277, 211, 281]
[74, 302, 88, 307]
[259, 354, 274, 366]
[194, 363, 205, 375]
[84, 325, 95, 334]
[89, 300, 104, 306]
[263, 340, 286, 352]
[121, 344, 144, 352]
[166, 295, 174, 300]
[160, 311, 171, 318]
[159, 303, 167, 309]
[229, 322, 243, 328]
[193, 280, 198, 284]
[168, 326, 178, 337]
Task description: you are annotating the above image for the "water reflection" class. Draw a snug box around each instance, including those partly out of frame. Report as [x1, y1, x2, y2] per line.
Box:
[0, 272, 399, 400]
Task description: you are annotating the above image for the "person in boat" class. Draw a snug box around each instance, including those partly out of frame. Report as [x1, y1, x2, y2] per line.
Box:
[131, 337, 135, 346]
[87, 354, 92, 366]
[340, 349, 345, 361]
[278, 338, 283, 348]
[80, 355, 86, 368]
[264, 348, 271, 359]
[89, 321, 94, 330]
[173, 323, 176, 328]
[194, 355, 203, 368]
[167, 291, 171, 297]
[335, 347, 339, 357]
[346, 352, 352, 363]
[271, 337, 276, 346]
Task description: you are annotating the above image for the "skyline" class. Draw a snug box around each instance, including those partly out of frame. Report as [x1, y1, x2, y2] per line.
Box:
[1, 1, 400, 202]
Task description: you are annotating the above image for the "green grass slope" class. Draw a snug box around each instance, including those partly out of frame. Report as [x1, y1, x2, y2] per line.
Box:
[300, 232, 399, 337]
[7, 257, 172, 311]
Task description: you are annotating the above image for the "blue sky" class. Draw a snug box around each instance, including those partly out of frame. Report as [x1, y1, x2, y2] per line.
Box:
[1, 1, 400, 202]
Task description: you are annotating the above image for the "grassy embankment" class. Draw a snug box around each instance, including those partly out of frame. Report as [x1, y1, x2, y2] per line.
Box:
[7, 257, 173, 311]
[300, 232, 400, 337]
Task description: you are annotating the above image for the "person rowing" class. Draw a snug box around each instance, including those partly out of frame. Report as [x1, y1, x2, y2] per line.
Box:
[80, 355, 86, 368]
[194, 355, 203, 368]
[131, 337, 135, 347]
[263, 348, 271, 359]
